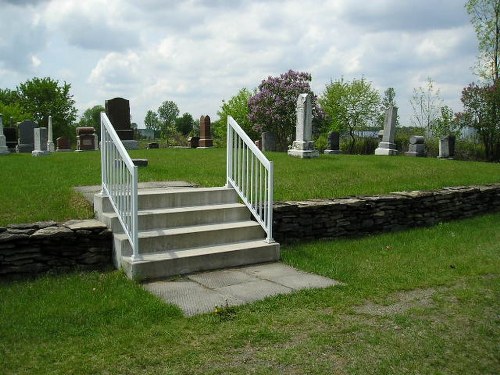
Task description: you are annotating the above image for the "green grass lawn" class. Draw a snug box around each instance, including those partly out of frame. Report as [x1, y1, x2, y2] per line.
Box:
[1, 212, 499, 374]
[1, 148, 499, 226]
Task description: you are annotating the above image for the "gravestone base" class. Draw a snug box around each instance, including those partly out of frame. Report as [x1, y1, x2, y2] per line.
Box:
[0, 135, 9, 155]
[122, 140, 139, 150]
[288, 149, 320, 159]
[132, 159, 148, 167]
[56, 148, 72, 152]
[288, 140, 319, 158]
[32, 150, 50, 157]
[324, 149, 341, 155]
[198, 139, 213, 148]
[375, 142, 398, 156]
[16, 144, 34, 153]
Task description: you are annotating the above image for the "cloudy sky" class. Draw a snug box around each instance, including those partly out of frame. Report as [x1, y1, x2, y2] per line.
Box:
[0, 0, 478, 128]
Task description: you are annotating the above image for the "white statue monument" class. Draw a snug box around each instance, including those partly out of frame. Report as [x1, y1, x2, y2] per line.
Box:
[288, 93, 319, 159]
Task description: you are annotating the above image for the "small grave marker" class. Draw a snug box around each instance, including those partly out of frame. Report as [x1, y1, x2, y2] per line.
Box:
[324, 131, 341, 154]
[405, 135, 426, 157]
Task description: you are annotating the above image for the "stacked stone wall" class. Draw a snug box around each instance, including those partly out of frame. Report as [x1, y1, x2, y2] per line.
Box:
[273, 185, 500, 243]
[0, 220, 112, 281]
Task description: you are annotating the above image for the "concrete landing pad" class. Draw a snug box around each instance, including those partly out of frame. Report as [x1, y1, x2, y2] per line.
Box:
[143, 262, 342, 316]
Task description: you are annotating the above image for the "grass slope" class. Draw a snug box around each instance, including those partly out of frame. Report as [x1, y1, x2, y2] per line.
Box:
[1, 212, 499, 374]
[1, 149, 499, 225]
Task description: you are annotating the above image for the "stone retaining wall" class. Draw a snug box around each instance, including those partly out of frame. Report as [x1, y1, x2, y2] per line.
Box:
[273, 184, 500, 243]
[2, 184, 499, 280]
[0, 220, 113, 281]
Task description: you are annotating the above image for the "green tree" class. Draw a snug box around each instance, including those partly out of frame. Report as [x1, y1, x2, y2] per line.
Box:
[466, 0, 500, 82]
[144, 110, 161, 138]
[433, 105, 462, 138]
[0, 88, 31, 126]
[175, 113, 194, 136]
[78, 105, 104, 139]
[157, 100, 179, 144]
[216, 88, 256, 142]
[409, 77, 443, 136]
[460, 81, 500, 160]
[320, 77, 381, 153]
[16, 77, 77, 139]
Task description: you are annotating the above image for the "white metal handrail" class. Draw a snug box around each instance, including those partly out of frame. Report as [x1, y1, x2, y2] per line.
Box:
[100, 112, 140, 260]
[226, 116, 274, 242]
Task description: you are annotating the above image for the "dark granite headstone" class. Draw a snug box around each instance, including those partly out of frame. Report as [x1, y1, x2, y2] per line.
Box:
[16, 120, 38, 153]
[325, 131, 341, 154]
[147, 142, 159, 149]
[261, 132, 276, 152]
[76, 127, 96, 151]
[4, 128, 17, 151]
[105, 97, 134, 140]
[198, 115, 213, 148]
[188, 137, 199, 148]
[56, 136, 71, 152]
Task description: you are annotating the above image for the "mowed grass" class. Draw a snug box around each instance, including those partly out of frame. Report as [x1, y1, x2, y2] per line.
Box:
[1, 212, 499, 374]
[1, 148, 500, 225]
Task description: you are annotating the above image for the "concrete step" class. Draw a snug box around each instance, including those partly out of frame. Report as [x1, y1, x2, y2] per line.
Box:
[101, 203, 251, 233]
[114, 221, 265, 257]
[121, 240, 280, 281]
[94, 187, 239, 216]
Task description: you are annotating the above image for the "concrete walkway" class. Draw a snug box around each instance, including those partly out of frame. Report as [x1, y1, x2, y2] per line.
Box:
[143, 262, 341, 316]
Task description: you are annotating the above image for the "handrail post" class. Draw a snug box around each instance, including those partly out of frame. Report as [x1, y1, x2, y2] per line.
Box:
[267, 161, 274, 243]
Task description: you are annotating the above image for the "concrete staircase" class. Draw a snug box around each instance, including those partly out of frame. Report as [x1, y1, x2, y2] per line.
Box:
[94, 186, 280, 281]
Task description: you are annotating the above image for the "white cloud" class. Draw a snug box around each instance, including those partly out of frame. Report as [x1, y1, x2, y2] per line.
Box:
[0, 0, 478, 127]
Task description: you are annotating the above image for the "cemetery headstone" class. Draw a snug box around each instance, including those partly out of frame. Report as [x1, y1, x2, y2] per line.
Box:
[375, 106, 398, 155]
[47, 115, 55, 152]
[198, 115, 213, 148]
[255, 139, 262, 150]
[262, 132, 276, 152]
[0, 114, 10, 155]
[438, 135, 456, 159]
[405, 135, 426, 157]
[56, 136, 72, 152]
[32, 127, 49, 156]
[288, 93, 319, 158]
[105, 97, 138, 149]
[76, 127, 97, 151]
[188, 137, 199, 148]
[324, 131, 341, 154]
[16, 120, 38, 153]
[147, 142, 159, 149]
[4, 127, 17, 151]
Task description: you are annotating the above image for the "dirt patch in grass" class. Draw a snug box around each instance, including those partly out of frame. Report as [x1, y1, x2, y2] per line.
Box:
[353, 288, 438, 317]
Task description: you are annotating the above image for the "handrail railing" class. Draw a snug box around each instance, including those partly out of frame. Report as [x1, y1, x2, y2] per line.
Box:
[226, 116, 274, 242]
[100, 112, 140, 260]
